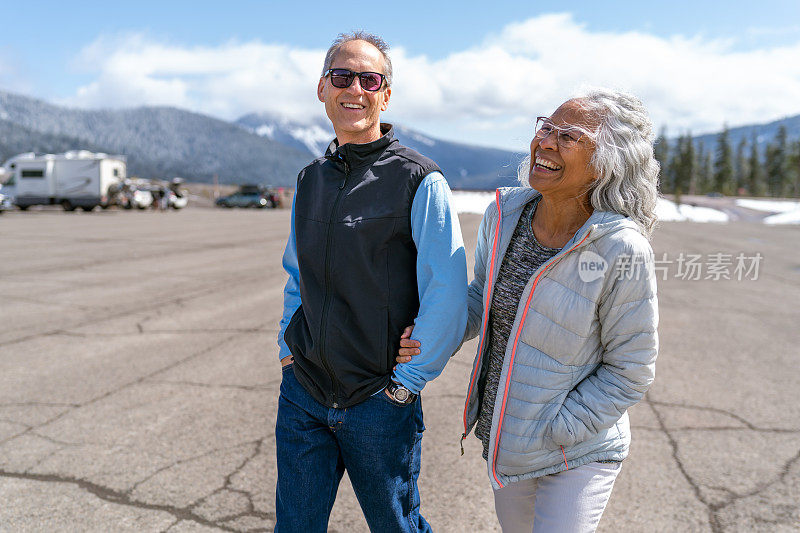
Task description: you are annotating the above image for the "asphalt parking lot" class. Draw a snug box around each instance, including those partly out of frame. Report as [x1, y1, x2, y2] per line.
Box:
[0, 207, 798, 532]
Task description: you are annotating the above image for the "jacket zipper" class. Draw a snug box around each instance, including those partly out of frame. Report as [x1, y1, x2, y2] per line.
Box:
[461, 190, 503, 455]
[319, 157, 350, 408]
[488, 229, 593, 487]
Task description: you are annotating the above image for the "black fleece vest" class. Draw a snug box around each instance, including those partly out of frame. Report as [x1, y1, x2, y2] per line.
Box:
[283, 124, 441, 408]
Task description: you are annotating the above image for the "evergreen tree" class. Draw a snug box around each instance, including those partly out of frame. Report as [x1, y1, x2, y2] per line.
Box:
[654, 126, 671, 193]
[765, 144, 779, 196]
[713, 125, 734, 194]
[668, 136, 682, 202]
[672, 133, 695, 204]
[789, 140, 800, 197]
[735, 137, 748, 195]
[777, 126, 789, 196]
[703, 151, 713, 194]
[765, 126, 788, 197]
[695, 141, 712, 194]
[748, 132, 763, 196]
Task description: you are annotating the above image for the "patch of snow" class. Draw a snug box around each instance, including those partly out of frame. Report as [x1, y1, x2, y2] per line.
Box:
[656, 198, 729, 222]
[735, 198, 800, 213]
[763, 209, 800, 225]
[452, 191, 494, 214]
[452, 192, 730, 223]
[289, 125, 333, 155]
[255, 124, 275, 138]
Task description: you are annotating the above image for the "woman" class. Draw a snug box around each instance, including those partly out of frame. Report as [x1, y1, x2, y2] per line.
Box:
[398, 88, 659, 532]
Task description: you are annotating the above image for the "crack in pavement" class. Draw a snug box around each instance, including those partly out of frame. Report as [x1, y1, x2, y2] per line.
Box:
[647, 399, 800, 432]
[0, 419, 32, 430]
[645, 397, 800, 532]
[2, 237, 264, 278]
[0, 334, 240, 447]
[0, 271, 269, 349]
[28, 431, 82, 447]
[145, 380, 280, 392]
[1, 310, 282, 530]
[55, 328, 275, 337]
[189, 437, 277, 530]
[125, 440, 262, 497]
[0, 402, 81, 408]
[0, 469, 237, 532]
[0, 294, 99, 312]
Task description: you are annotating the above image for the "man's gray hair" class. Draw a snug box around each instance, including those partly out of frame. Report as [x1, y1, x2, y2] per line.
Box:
[518, 88, 660, 238]
[321, 31, 393, 87]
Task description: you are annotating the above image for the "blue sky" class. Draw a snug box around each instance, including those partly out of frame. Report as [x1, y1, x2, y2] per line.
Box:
[2, 1, 800, 150]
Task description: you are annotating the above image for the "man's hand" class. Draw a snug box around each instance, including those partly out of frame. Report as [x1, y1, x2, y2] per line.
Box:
[281, 356, 294, 368]
[395, 325, 420, 365]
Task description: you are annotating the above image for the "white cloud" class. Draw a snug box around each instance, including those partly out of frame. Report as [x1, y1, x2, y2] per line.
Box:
[62, 15, 800, 150]
[66, 33, 325, 121]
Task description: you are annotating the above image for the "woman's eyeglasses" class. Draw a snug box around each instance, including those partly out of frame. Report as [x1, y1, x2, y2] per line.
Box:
[324, 69, 386, 92]
[534, 117, 593, 149]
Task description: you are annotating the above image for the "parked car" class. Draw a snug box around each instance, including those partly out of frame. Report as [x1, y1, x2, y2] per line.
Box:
[216, 185, 276, 208]
[125, 188, 155, 209]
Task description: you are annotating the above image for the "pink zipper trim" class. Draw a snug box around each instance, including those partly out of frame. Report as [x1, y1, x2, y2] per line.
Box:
[490, 231, 592, 487]
[462, 190, 502, 442]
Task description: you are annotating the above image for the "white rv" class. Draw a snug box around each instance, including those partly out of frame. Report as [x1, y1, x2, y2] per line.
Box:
[8, 151, 126, 211]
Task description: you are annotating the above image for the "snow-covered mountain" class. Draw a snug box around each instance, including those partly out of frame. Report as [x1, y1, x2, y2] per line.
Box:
[236, 113, 524, 190]
[237, 112, 333, 156]
[0, 91, 310, 185]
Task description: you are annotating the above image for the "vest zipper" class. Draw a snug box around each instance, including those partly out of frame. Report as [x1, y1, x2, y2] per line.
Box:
[320, 159, 350, 408]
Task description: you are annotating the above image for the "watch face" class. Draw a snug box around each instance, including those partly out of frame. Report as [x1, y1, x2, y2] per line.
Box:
[394, 388, 410, 402]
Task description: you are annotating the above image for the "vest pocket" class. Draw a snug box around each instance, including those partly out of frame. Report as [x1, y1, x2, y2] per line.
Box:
[283, 305, 314, 363]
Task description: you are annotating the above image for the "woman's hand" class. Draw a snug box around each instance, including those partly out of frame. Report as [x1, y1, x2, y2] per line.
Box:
[395, 325, 420, 364]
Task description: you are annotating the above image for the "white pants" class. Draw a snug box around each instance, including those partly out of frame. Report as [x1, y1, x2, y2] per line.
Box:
[492, 461, 621, 533]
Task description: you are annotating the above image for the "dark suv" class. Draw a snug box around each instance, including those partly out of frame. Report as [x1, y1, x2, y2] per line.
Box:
[216, 185, 276, 208]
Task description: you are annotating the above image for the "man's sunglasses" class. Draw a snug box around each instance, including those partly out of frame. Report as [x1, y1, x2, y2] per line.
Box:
[324, 69, 386, 92]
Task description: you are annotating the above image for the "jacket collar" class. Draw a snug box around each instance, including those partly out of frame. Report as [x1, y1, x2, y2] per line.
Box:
[495, 186, 640, 248]
[324, 123, 395, 169]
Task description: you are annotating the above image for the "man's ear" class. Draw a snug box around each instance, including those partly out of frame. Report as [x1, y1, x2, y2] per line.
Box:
[317, 77, 326, 102]
[381, 86, 391, 111]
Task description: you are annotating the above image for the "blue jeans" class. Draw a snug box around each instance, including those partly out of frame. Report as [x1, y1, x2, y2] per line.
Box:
[275, 364, 432, 533]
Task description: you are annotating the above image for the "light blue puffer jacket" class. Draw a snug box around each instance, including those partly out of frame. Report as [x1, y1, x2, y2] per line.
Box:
[462, 187, 659, 490]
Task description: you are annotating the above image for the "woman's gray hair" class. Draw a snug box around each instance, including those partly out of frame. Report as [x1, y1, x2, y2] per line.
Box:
[519, 88, 660, 238]
[321, 31, 393, 87]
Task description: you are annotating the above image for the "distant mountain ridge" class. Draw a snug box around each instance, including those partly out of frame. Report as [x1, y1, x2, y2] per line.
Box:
[0, 91, 310, 186]
[236, 113, 524, 189]
[0, 90, 523, 189]
[674, 115, 800, 152]
[3, 88, 796, 190]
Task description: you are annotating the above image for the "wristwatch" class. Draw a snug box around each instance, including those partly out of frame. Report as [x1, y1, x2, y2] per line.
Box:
[386, 380, 417, 405]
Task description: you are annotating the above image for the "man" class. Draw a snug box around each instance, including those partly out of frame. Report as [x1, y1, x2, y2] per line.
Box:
[275, 31, 467, 532]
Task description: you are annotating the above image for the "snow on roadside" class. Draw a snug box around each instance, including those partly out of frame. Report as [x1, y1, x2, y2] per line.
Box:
[655, 198, 729, 222]
[451, 191, 494, 214]
[763, 209, 800, 225]
[735, 198, 800, 213]
[452, 191, 730, 223]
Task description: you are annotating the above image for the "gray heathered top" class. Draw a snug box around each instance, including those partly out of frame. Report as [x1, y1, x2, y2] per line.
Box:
[475, 198, 561, 460]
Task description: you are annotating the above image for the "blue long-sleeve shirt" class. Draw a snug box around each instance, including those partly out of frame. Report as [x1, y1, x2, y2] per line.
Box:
[277, 171, 467, 394]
